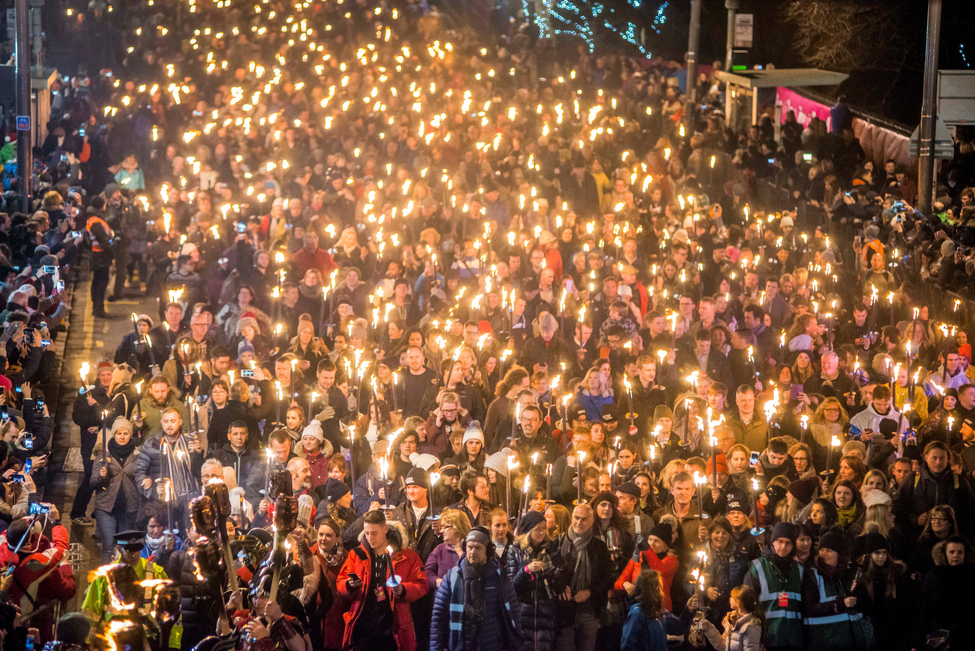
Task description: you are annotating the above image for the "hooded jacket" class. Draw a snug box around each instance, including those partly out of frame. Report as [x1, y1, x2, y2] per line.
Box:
[506, 538, 561, 651]
[0, 524, 74, 615]
[336, 522, 428, 651]
[757, 450, 800, 485]
[893, 462, 975, 539]
[849, 402, 903, 439]
[431, 556, 522, 651]
[913, 539, 975, 647]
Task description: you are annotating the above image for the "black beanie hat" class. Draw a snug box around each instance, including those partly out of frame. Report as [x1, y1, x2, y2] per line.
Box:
[771, 521, 798, 544]
[648, 522, 673, 545]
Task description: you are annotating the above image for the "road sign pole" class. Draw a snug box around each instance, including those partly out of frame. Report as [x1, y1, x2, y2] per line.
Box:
[918, 0, 942, 216]
[15, 0, 32, 213]
[725, 0, 739, 72]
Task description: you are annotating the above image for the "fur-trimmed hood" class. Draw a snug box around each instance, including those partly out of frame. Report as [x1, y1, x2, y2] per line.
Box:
[932, 537, 974, 566]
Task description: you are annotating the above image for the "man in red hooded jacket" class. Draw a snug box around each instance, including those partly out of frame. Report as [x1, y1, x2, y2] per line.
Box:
[0, 505, 76, 639]
[336, 510, 428, 651]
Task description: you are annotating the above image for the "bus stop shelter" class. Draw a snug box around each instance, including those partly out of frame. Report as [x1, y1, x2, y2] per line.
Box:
[714, 68, 848, 133]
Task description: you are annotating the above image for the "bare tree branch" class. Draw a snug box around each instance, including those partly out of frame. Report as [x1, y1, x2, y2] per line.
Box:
[784, 0, 907, 72]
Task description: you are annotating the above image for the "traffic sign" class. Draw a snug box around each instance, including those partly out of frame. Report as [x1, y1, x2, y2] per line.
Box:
[909, 116, 954, 160]
[15, 116, 29, 131]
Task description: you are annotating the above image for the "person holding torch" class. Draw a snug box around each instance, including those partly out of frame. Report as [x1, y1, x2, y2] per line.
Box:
[70, 359, 114, 527]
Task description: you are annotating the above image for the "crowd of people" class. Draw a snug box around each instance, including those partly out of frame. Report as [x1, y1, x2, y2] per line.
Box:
[1, 0, 975, 650]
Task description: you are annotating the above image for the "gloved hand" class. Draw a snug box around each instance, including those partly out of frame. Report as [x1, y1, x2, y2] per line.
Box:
[346, 573, 362, 592]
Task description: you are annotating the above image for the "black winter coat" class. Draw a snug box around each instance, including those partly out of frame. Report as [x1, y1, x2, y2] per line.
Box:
[893, 463, 975, 540]
[913, 559, 975, 647]
[552, 533, 613, 623]
[506, 539, 561, 651]
[160, 549, 219, 650]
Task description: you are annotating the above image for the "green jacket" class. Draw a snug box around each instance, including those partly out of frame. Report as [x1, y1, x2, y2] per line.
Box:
[802, 565, 856, 651]
[139, 394, 188, 439]
[744, 555, 803, 650]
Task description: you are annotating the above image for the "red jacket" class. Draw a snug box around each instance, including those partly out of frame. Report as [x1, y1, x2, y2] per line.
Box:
[313, 545, 349, 650]
[615, 548, 679, 611]
[305, 450, 331, 490]
[543, 248, 563, 283]
[293, 247, 337, 279]
[0, 525, 75, 613]
[336, 542, 428, 651]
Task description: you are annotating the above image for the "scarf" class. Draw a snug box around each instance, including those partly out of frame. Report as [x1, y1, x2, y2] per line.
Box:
[810, 422, 842, 449]
[563, 528, 593, 592]
[144, 533, 165, 555]
[109, 437, 136, 464]
[770, 551, 794, 574]
[836, 505, 858, 528]
[462, 561, 487, 645]
[601, 522, 621, 559]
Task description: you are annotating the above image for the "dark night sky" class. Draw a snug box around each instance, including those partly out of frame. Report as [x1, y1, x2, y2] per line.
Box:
[644, 0, 973, 129]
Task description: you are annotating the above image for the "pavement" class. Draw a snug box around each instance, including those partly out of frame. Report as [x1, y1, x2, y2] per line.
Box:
[44, 260, 157, 613]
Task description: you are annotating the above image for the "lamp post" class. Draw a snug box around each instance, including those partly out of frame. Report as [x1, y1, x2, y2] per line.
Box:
[917, 0, 943, 216]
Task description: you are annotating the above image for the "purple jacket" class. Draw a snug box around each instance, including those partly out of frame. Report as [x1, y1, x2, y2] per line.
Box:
[423, 541, 461, 590]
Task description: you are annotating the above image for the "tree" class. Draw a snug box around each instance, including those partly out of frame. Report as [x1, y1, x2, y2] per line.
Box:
[524, 0, 670, 54]
[783, 0, 909, 72]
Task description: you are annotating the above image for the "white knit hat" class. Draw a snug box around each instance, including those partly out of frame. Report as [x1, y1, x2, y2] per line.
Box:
[301, 421, 324, 442]
[862, 488, 892, 508]
[462, 421, 484, 446]
[410, 452, 440, 471]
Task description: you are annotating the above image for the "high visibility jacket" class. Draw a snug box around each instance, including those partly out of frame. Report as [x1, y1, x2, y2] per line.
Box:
[86, 215, 112, 253]
[744, 556, 803, 650]
[82, 557, 179, 648]
[802, 566, 856, 651]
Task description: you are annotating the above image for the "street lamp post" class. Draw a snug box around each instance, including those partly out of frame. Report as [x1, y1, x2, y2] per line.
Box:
[917, 0, 942, 217]
[684, 0, 703, 131]
[15, 0, 33, 213]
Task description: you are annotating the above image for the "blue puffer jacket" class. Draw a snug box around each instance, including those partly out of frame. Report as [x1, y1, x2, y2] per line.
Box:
[506, 540, 562, 651]
[620, 603, 674, 651]
[431, 557, 522, 651]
